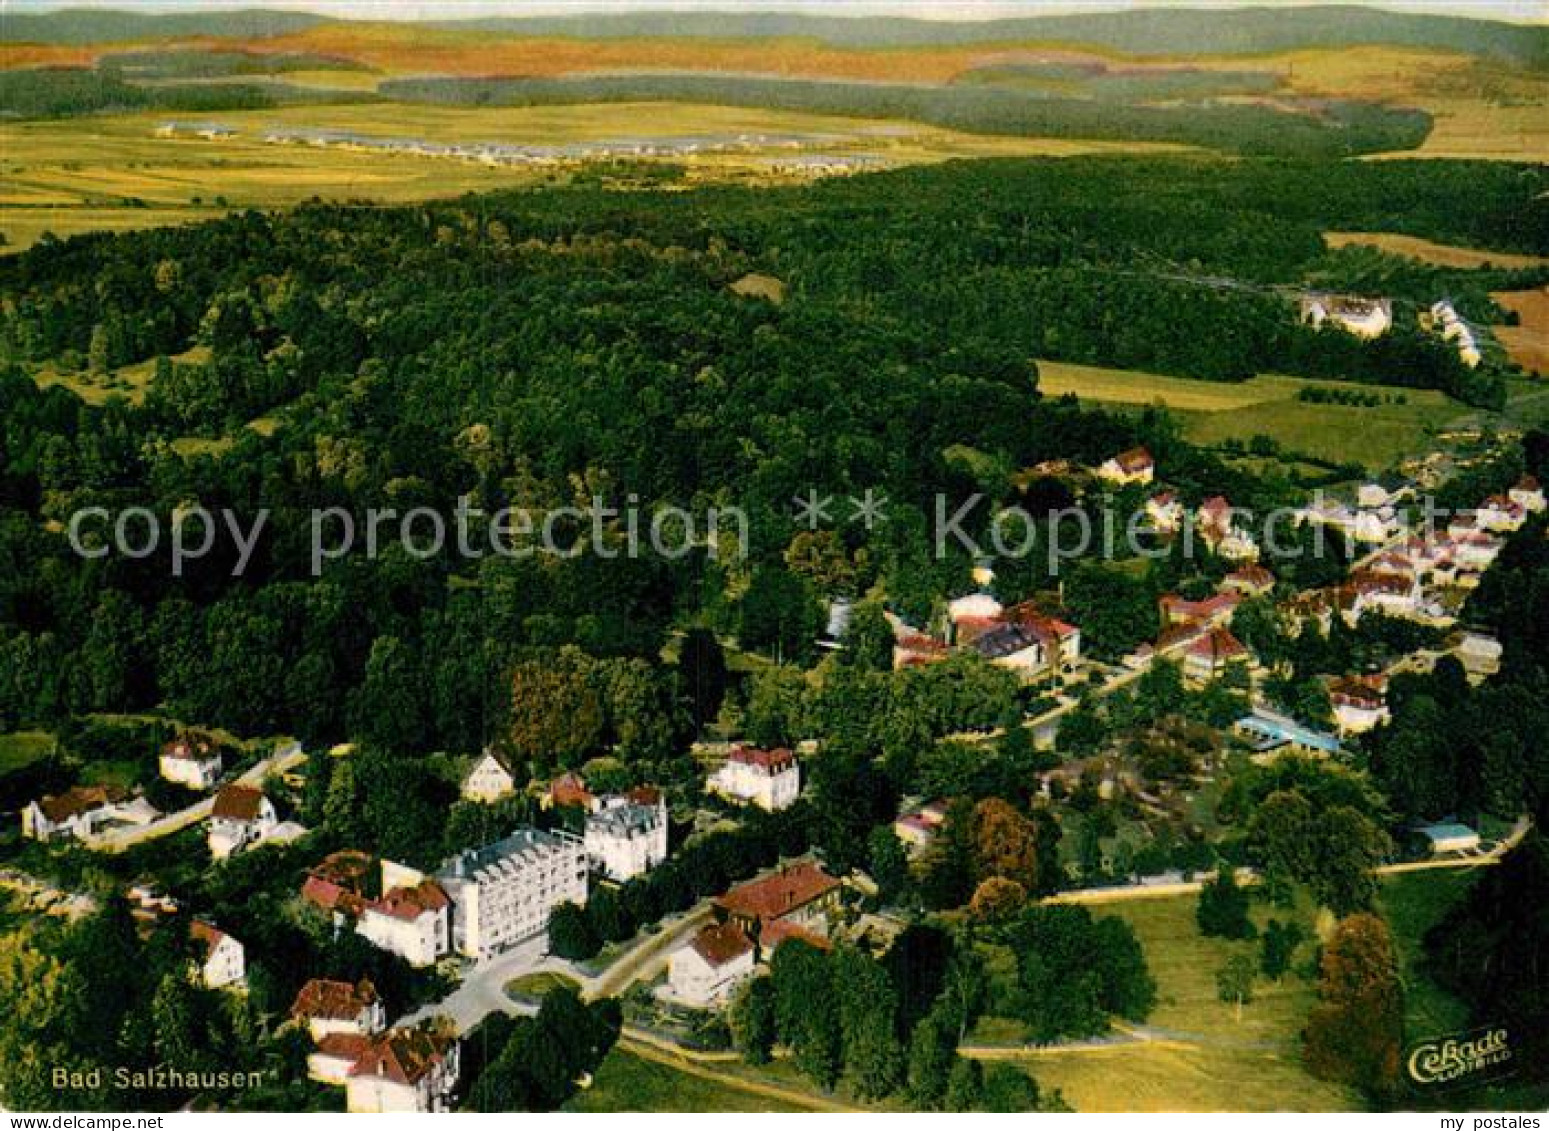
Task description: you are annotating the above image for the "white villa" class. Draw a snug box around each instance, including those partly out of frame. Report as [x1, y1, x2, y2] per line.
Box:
[190, 920, 245, 990]
[21, 786, 157, 843]
[1096, 446, 1155, 487]
[358, 875, 452, 969]
[666, 921, 756, 1008]
[437, 828, 587, 961]
[345, 1027, 460, 1114]
[159, 733, 223, 790]
[208, 785, 278, 859]
[584, 788, 668, 881]
[708, 746, 801, 811]
[292, 978, 387, 1043]
[460, 747, 519, 803]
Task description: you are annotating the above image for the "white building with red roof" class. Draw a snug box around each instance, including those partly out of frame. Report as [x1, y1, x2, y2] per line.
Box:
[709, 746, 800, 811]
[190, 919, 245, 990]
[1097, 446, 1155, 487]
[666, 921, 756, 1008]
[291, 978, 386, 1043]
[1328, 675, 1390, 735]
[359, 876, 451, 969]
[208, 784, 277, 859]
[1509, 476, 1545, 513]
[345, 1025, 460, 1113]
[159, 732, 223, 790]
[1183, 628, 1252, 685]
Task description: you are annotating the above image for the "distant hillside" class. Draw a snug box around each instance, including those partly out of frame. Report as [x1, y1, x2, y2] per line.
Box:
[435, 6, 1549, 65]
[0, 7, 326, 44]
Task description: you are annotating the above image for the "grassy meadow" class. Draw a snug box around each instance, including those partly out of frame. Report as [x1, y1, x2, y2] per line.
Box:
[1037, 360, 1460, 469]
[0, 731, 55, 775]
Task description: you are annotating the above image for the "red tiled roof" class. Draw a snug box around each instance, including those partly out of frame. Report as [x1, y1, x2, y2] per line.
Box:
[162, 731, 220, 762]
[314, 1032, 372, 1062]
[689, 921, 754, 968]
[348, 1027, 452, 1087]
[1187, 628, 1248, 662]
[35, 785, 120, 824]
[550, 772, 594, 809]
[727, 746, 795, 772]
[367, 880, 449, 923]
[1112, 446, 1153, 473]
[291, 978, 379, 1023]
[301, 874, 365, 916]
[1225, 565, 1275, 588]
[627, 785, 663, 807]
[190, 919, 228, 956]
[715, 862, 838, 924]
[212, 784, 266, 822]
[759, 918, 831, 954]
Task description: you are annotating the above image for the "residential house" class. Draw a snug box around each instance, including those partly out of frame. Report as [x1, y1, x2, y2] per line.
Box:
[708, 746, 801, 812]
[358, 877, 452, 969]
[1182, 628, 1252, 685]
[1301, 293, 1392, 339]
[1476, 495, 1526, 533]
[159, 732, 223, 790]
[665, 921, 756, 1007]
[291, 978, 386, 1043]
[1195, 496, 1258, 561]
[1328, 675, 1391, 735]
[1000, 605, 1082, 675]
[893, 798, 949, 853]
[1508, 476, 1545, 513]
[208, 785, 277, 859]
[947, 592, 1004, 637]
[190, 920, 245, 990]
[1221, 565, 1275, 597]
[346, 1026, 460, 1113]
[714, 862, 841, 942]
[1455, 630, 1504, 678]
[1144, 490, 1185, 534]
[460, 748, 518, 803]
[547, 772, 598, 813]
[1159, 591, 1239, 629]
[22, 785, 124, 842]
[1096, 446, 1155, 487]
[301, 849, 376, 919]
[584, 787, 668, 881]
[437, 828, 587, 961]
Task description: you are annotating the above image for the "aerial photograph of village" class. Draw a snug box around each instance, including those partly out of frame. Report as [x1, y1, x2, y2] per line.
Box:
[0, 0, 1545, 1118]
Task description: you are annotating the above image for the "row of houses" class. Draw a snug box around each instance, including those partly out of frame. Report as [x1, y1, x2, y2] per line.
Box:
[664, 861, 841, 1008]
[291, 977, 458, 1112]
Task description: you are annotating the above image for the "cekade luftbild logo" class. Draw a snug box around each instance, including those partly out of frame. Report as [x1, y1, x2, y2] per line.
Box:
[1405, 1026, 1513, 1087]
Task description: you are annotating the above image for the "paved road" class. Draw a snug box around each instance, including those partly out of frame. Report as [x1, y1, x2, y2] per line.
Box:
[85, 741, 305, 853]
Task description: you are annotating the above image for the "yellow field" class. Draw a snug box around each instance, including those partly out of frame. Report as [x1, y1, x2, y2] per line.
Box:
[1038, 359, 1460, 469]
[1324, 232, 1549, 271]
[1492, 287, 1549, 376]
[0, 104, 1184, 251]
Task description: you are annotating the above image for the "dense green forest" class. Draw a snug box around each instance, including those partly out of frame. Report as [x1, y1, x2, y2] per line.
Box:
[0, 66, 360, 119]
[0, 154, 1542, 755]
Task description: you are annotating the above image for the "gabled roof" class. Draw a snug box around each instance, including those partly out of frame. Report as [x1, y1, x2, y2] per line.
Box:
[190, 919, 231, 957]
[759, 918, 831, 954]
[366, 880, 450, 923]
[715, 862, 838, 924]
[212, 784, 266, 822]
[162, 731, 221, 762]
[1187, 628, 1248, 663]
[1110, 446, 1154, 473]
[348, 1027, 453, 1086]
[314, 1032, 372, 1062]
[688, 921, 754, 968]
[34, 785, 120, 824]
[726, 746, 796, 772]
[471, 746, 518, 776]
[550, 772, 594, 809]
[291, 978, 379, 1022]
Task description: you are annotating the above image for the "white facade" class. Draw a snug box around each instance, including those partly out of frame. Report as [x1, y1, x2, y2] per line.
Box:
[159, 748, 222, 790]
[358, 882, 451, 969]
[208, 788, 278, 860]
[192, 922, 245, 990]
[345, 1031, 460, 1114]
[437, 828, 587, 961]
[460, 750, 518, 803]
[584, 794, 668, 881]
[667, 924, 756, 1008]
[708, 748, 801, 811]
[293, 979, 387, 1042]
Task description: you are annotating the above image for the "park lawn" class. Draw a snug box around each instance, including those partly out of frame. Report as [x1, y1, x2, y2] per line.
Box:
[1376, 869, 1476, 1040]
[567, 1048, 826, 1113]
[0, 731, 54, 774]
